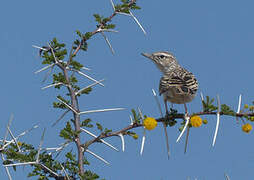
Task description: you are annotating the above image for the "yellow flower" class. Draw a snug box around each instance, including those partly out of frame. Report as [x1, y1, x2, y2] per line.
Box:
[250, 116, 254, 122]
[249, 106, 254, 111]
[132, 134, 138, 139]
[242, 123, 252, 133]
[203, 119, 208, 124]
[190, 115, 202, 127]
[244, 104, 249, 109]
[143, 117, 157, 130]
[17, 141, 22, 146]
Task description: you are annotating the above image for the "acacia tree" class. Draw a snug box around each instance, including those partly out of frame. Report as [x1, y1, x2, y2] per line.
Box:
[1, 0, 254, 180]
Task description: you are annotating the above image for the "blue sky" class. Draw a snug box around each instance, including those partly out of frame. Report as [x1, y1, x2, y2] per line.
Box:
[1, 0, 254, 179]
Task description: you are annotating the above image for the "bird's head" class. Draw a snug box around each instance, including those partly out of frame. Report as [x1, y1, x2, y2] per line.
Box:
[141, 51, 179, 73]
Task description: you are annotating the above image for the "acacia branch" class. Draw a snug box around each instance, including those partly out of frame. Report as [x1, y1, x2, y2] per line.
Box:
[82, 111, 254, 150]
[72, 0, 137, 56]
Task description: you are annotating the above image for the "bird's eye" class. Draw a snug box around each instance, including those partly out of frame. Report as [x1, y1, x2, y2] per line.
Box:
[159, 55, 165, 59]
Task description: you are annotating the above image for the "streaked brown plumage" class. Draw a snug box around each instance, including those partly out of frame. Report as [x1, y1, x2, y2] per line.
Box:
[141, 51, 198, 156]
[141, 51, 198, 112]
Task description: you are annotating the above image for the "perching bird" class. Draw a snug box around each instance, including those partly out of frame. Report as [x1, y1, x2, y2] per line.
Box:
[141, 51, 198, 156]
[141, 51, 198, 114]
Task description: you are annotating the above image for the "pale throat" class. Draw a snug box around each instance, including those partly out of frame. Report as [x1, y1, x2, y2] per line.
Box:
[157, 62, 180, 74]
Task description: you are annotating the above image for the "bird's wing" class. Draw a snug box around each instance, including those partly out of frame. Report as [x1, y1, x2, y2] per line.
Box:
[159, 68, 198, 96]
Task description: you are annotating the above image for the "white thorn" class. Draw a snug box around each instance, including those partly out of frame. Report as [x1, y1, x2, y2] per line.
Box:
[57, 97, 78, 114]
[118, 133, 125, 152]
[152, 89, 163, 117]
[86, 149, 110, 165]
[39, 163, 59, 177]
[81, 66, 91, 71]
[200, 92, 204, 102]
[140, 128, 146, 155]
[236, 94, 242, 123]
[81, 128, 118, 152]
[116, 12, 132, 16]
[224, 173, 230, 180]
[3, 114, 14, 144]
[4, 161, 36, 167]
[138, 107, 144, 119]
[79, 108, 124, 115]
[109, 0, 115, 10]
[99, 29, 118, 33]
[32, 45, 48, 51]
[129, 115, 134, 125]
[1, 154, 12, 180]
[34, 63, 55, 74]
[1, 124, 39, 150]
[75, 79, 105, 96]
[52, 110, 70, 127]
[237, 94, 242, 113]
[36, 128, 46, 163]
[152, 89, 170, 157]
[48, 43, 59, 63]
[41, 82, 63, 90]
[176, 116, 190, 142]
[212, 95, 221, 147]
[7, 127, 21, 152]
[60, 164, 70, 180]
[73, 69, 104, 87]
[101, 32, 115, 55]
[129, 10, 147, 35]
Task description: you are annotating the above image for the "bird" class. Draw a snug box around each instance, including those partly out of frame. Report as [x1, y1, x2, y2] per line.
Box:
[141, 51, 198, 114]
[141, 51, 198, 156]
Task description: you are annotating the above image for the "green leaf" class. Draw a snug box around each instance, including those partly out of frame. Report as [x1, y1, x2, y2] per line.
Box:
[96, 123, 103, 131]
[93, 14, 103, 23]
[76, 30, 82, 37]
[84, 32, 93, 40]
[81, 87, 92, 95]
[59, 122, 75, 141]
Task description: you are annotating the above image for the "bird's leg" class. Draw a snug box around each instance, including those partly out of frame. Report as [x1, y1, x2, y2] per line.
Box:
[164, 99, 169, 117]
[184, 103, 188, 116]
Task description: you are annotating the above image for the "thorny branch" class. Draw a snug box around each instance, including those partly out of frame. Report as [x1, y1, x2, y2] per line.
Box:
[82, 111, 254, 150]
[73, 0, 137, 56]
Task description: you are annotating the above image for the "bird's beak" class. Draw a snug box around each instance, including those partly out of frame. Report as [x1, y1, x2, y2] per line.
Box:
[141, 52, 152, 59]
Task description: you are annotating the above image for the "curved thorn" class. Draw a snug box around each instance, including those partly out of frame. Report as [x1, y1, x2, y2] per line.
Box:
[140, 128, 146, 155]
[212, 95, 221, 147]
[236, 94, 242, 123]
[118, 133, 125, 152]
[176, 116, 190, 142]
